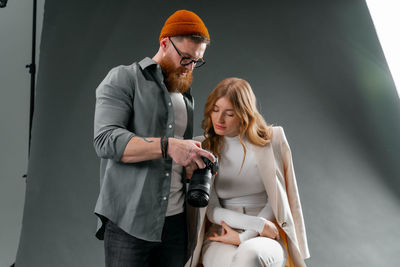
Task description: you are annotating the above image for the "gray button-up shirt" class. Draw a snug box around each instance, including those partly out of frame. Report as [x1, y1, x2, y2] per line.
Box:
[93, 57, 194, 242]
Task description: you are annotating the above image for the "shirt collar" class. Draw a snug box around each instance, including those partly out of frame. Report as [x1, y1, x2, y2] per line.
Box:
[138, 57, 158, 70]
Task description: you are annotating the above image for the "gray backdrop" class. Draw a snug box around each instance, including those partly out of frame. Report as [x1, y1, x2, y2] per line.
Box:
[0, 0, 45, 266]
[15, 1, 400, 266]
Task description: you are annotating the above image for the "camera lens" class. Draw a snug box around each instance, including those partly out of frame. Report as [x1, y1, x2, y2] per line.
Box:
[186, 155, 218, 208]
[187, 168, 212, 207]
[187, 189, 209, 207]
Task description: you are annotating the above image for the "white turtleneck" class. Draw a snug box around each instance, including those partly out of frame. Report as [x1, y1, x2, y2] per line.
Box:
[206, 136, 275, 242]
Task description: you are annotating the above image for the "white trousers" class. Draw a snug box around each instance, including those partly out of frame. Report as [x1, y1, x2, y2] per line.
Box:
[202, 201, 287, 267]
[202, 236, 287, 267]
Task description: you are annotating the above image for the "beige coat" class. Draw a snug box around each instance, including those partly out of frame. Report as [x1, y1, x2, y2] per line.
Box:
[185, 126, 310, 267]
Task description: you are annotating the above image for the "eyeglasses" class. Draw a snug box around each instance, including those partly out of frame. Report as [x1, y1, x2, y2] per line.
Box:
[169, 37, 206, 68]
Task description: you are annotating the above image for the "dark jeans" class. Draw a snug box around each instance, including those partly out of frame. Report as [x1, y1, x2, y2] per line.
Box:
[104, 212, 187, 267]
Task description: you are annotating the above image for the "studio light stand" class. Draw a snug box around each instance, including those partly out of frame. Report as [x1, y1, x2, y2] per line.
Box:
[26, 0, 37, 158]
[0, 0, 8, 8]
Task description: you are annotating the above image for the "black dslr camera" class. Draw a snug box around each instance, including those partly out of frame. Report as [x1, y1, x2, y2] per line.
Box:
[187, 156, 218, 208]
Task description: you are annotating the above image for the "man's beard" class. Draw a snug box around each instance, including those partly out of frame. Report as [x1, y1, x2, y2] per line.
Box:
[159, 56, 193, 94]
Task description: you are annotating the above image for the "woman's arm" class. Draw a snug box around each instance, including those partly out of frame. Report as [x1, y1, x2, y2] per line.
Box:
[206, 187, 276, 242]
[238, 202, 274, 242]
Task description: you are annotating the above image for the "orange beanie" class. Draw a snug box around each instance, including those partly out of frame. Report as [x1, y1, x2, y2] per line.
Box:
[159, 10, 210, 41]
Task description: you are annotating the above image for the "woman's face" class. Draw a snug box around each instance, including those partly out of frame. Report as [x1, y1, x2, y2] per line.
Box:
[210, 97, 241, 137]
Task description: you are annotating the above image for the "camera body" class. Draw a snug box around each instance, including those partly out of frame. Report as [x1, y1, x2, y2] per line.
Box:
[187, 156, 218, 208]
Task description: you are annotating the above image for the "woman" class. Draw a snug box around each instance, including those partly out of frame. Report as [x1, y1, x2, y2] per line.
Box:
[185, 78, 309, 267]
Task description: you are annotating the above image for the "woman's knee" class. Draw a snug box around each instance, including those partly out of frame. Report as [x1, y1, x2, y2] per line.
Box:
[202, 241, 237, 267]
[231, 238, 286, 267]
[231, 246, 263, 266]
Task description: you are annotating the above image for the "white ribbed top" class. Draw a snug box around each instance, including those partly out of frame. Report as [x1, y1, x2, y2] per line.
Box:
[207, 136, 275, 242]
[215, 136, 266, 199]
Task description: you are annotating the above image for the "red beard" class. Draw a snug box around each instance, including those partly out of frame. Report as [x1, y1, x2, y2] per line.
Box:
[159, 56, 193, 94]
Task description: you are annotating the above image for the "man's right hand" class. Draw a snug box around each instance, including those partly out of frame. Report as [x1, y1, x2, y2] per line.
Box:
[167, 138, 215, 178]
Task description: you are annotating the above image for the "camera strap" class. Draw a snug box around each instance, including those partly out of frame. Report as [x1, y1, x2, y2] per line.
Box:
[189, 207, 199, 267]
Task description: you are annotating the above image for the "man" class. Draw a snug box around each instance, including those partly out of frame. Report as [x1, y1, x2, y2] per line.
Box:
[93, 10, 213, 267]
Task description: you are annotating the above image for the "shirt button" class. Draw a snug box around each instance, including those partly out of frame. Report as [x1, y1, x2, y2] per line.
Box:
[168, 102, 172, 106]
[165, 173, 170, 176]
[281, 222, 287, 227]
[163, 196, 167, 200]
[168, 124, 172, 128]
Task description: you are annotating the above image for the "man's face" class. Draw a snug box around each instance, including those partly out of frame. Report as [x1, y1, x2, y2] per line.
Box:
[159, 37, 207, 93]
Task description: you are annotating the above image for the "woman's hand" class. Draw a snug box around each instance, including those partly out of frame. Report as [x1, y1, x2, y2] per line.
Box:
[260, 220, 280, 240]
[208, 221, 241, 246]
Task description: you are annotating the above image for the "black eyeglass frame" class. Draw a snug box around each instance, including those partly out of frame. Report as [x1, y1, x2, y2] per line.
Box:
[169, 37, 206, 68]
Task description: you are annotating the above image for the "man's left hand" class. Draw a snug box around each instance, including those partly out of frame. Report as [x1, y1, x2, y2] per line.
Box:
[185, 162, 198, 179]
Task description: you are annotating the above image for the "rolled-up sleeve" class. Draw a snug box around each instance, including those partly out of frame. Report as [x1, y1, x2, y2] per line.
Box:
[93, 66, 135, 161]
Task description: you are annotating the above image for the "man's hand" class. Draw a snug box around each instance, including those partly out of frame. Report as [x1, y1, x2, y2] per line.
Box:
[208, 221, 241, 246]
[168, 138, 215, 178]
[184, 162, 198, 179]
[260, 220, 280, 240]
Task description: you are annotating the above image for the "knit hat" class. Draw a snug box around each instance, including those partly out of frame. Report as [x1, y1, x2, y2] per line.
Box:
[159, 10, 210, 41]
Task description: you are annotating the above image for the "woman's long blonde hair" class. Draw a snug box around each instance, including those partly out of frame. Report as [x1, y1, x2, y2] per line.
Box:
[202, 78, 273, 165]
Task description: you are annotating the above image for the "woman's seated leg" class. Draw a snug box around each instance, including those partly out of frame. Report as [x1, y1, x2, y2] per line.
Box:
[202, 241, 237, 267]
[231, 237, 287, 267]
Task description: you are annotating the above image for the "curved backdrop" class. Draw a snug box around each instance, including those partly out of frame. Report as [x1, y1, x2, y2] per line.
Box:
[16, 1, 400, 266]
